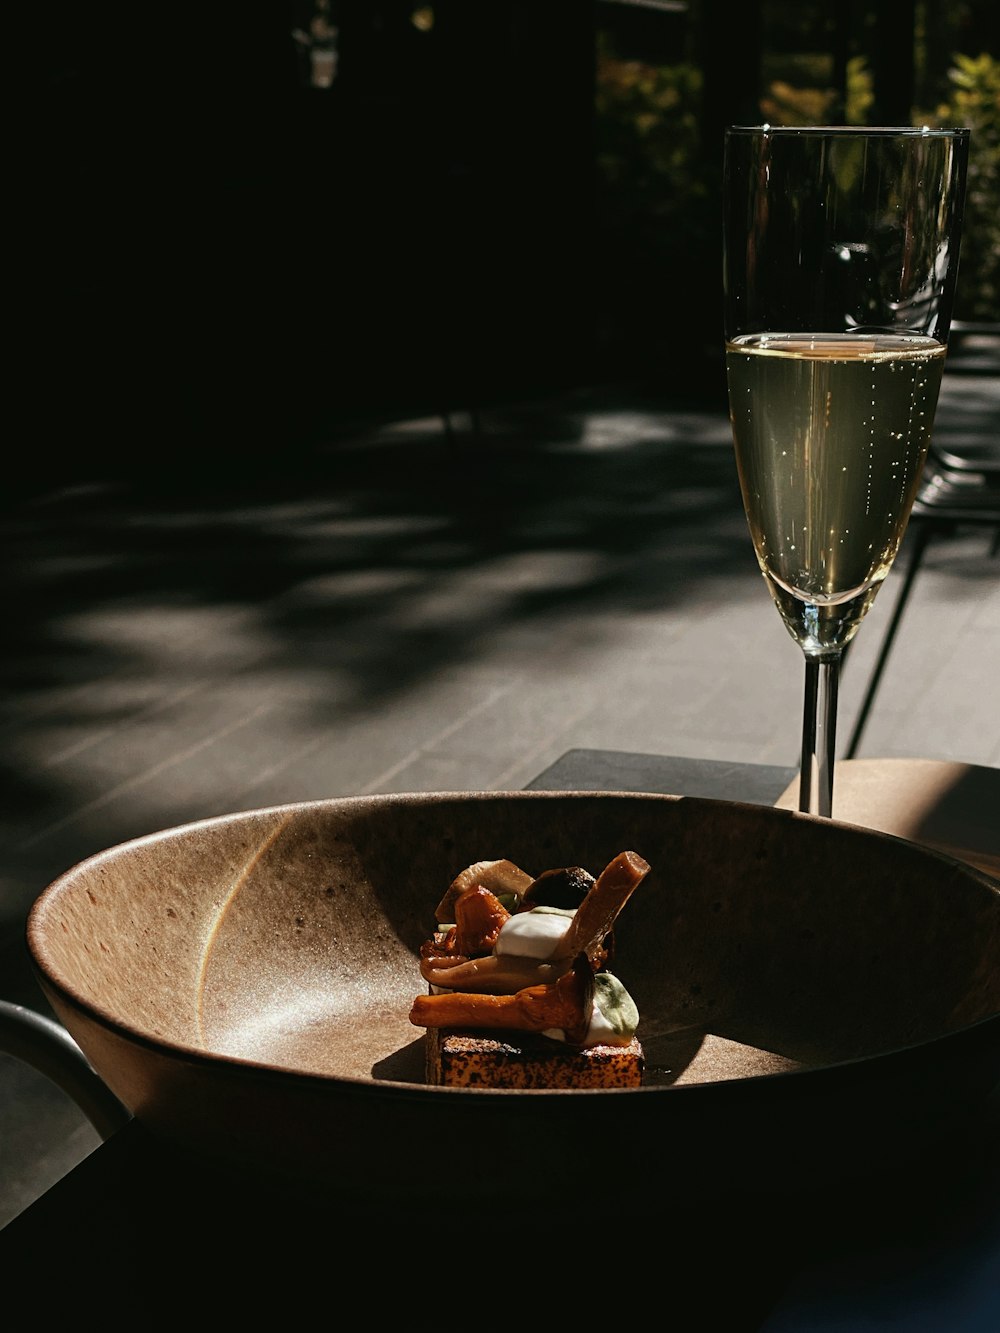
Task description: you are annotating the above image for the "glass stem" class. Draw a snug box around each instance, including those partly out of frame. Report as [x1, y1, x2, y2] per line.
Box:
[799, 654, 841, 817]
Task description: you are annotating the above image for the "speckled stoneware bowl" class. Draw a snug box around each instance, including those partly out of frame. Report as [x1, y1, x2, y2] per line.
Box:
[27, 791, 1000, 1206]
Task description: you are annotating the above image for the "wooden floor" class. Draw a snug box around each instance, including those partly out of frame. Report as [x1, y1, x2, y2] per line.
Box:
[2, 351, 998, 1229]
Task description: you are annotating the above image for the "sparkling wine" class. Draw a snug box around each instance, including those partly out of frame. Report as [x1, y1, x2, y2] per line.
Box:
[726, 332, 945, 655]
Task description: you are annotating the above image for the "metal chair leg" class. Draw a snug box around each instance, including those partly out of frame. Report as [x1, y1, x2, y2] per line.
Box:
[845, 521, 935, 759]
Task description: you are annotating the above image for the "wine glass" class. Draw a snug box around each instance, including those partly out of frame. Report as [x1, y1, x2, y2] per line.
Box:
[723, 125, 969, 817]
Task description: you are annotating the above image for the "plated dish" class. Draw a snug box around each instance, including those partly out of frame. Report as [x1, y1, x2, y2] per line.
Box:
[27, 790, 1000, 1204]
[410, 850, 650, 1088]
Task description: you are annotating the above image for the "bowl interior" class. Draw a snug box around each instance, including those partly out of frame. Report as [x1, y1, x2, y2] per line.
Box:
[28, 791, 1000, 1092]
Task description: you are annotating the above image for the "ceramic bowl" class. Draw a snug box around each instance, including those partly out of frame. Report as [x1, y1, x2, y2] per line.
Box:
[27, 790, 1000, 1207]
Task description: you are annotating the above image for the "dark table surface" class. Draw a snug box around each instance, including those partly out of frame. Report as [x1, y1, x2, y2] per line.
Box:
[4, 751, 998, 1329]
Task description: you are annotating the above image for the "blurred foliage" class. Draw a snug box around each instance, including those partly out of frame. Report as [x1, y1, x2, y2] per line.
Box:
[592, 33, 714, 375]
[594, 35, 707, 247]
[593, 16, 998, 351]
[757, 44, 998, 320]
[760, 55, 873, 124]
[919, 52, 1000, 321]
[845, 56, 876, 123]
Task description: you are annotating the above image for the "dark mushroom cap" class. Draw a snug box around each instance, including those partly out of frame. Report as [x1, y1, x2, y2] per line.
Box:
[519, 866, 596, 912]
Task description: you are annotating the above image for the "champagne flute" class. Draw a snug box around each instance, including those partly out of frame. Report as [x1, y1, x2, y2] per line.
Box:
[723, 125, 969, 817]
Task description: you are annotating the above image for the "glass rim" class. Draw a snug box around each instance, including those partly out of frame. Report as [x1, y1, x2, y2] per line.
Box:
[726, 124, 970, 138]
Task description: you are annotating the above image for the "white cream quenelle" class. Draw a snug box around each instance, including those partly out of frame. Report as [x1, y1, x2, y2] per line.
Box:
[495, 906, 639, 1048]
[413, 850, 651, 1056]
[494, 905, 574, 958]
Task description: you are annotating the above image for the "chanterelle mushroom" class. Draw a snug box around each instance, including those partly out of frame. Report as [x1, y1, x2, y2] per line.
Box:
[410, 850, 651, 1045]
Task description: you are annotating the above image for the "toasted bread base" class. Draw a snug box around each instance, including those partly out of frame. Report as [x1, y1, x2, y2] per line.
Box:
[426, 1029, 644, 1089]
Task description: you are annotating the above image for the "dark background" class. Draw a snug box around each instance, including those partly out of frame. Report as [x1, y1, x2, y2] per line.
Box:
[19, 1, 1000, 480]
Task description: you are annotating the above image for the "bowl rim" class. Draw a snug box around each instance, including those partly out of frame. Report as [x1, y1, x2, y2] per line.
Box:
[27, 788, 1000, 1101]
